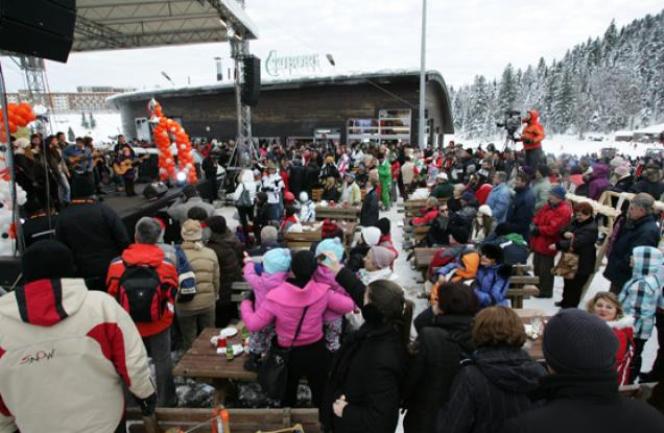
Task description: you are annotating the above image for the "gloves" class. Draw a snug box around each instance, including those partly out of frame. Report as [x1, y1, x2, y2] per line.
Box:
[530, 227, 540, 237]
[135, 392, 157, 416]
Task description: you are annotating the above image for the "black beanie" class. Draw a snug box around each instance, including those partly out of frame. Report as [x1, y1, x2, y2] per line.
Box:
[70, 175, 96, 199]
[22, 240, 76, 282]
[449, 226, 469, 244]
[289, 250, 317, 288]
[376, 218, 391, 236]
[543, 309, 618, 374]
[206, 215, 228, 234]
[480, 243, 503, 263]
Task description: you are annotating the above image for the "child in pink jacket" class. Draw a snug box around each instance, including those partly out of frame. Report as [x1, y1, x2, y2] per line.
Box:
[242, 248, 291, 371]
[240, 251, 354, 407]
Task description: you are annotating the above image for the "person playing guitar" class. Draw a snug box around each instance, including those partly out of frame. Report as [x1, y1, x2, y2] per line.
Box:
[63, 137, 94, 194]
[113, 143, 140, 197]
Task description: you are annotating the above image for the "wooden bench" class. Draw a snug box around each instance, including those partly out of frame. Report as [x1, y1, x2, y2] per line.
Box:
[126, 408, 321, 433]
[315, 206, 360, 222]
[284, 230, 321, 251]
[231, 281, 251, 303]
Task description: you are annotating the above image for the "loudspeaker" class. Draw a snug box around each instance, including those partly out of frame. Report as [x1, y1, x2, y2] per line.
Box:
[0, 0, 76, 62]
[241, 55, 261, 106]
[143, 182, 169, 200]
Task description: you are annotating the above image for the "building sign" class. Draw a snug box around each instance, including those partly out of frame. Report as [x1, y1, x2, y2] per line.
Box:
[265, 50, 321, 77]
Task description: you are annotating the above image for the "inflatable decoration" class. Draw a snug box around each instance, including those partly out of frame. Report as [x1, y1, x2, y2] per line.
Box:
[0, 102, 37, 142]
[148, 99, 198, 184]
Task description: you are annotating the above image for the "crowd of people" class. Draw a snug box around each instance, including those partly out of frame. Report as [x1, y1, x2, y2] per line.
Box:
[0, 119, 663, 433]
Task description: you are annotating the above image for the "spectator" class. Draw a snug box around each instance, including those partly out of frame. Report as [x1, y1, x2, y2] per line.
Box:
[340, 172, 362, 206]
[486, 171, 511, 223]
[280, 205, 300, 235]
[376, 217, 399, 258]
[298, 191, 316, 223]
[502, 309, 664, 433]
[347, 226, 381, 272]
[447, 183, 466, 213]
[360, 245, 398, 285]
[401, 156, 416, 193]
[619, 246, 663, 383]
[473, 244, 512, 308]
[253, 191, 272, 238]
[167, 185, 215, 224]
[530, 186, 572, 298]
[360, 177, 380, 227]
[176, 220, 220, 351]
[288, 158, 305, 198]
[472, 204, 496, 243]
[241, 251, 354, 408]
[586, 292, 635, 385]
[262, 162, 285, 221]
[435, 228, 480, 286]
[519, 109, 545, 169]
[403, 282, 477, 433]
[504, 172, 536, 240]
[0, 240, 156, 432]
[21, 199, 57, 247]
[322, 176, 341, 202]
[206, 216, 244, 327]
[584, 163, 611, 200]
[611, 164, 634, 193]
[631, 163, 663, 200]
[378, 152, 393, 209]
[412, 197, 440, 226]
[231, 168, 257, 238]
[106, 217, 179, 407]
[604, 193, 660, 294]
[531, 165, 552, 210]
[320, 154, 341, 180]
[553, 202, 598, 308]
[56, 175, 129, 291]
[438, 306, 546, 433]
[431, 172, 454, 199]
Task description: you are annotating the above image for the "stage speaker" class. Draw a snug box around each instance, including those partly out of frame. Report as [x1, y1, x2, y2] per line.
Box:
[143, 182, 168, 200]
[241, 55, 261, 106]
[0, 0, 76, 62]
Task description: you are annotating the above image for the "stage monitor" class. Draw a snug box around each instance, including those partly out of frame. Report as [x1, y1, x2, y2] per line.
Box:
[241, 55, 261, 106]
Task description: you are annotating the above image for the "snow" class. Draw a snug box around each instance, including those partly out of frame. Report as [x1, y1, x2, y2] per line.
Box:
[47, 112, 123, 147]
[634, 122, 664, 134]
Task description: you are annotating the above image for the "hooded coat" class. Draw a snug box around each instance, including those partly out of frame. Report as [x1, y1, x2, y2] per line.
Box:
[206, 230, 244, 305]
[504, 186, 536, 240]
[437, 346, 546, 433]
[403, 310, 475, 433]
[473, 264, 512, 308]
[587, 163, 611, 200]
[530, 200, 573, 256]
[520, 110, 545, 151]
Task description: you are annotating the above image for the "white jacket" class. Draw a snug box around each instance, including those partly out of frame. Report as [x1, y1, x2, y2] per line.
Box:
[262, 173, 284, 204]
[0, 278, 154, 433]
[232, 170, 257, 204]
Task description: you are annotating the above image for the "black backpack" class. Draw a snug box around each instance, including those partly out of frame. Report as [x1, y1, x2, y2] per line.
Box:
[116, 263, 166, 323]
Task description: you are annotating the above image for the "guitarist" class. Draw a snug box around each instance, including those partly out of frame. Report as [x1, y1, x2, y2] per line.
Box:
[114, 143, 139, 197]
[63, 137, 94, 196]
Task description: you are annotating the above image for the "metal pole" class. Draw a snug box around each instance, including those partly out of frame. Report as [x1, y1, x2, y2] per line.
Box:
[418, 0, 427, 150]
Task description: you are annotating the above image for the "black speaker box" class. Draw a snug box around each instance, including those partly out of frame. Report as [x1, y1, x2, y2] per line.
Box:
[0, 0, 76, 62]
[143, 181, 168, 200]
[241, 55, 261, 106]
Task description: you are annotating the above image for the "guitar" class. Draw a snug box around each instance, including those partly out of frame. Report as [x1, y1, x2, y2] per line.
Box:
[113, 155, 149, 176]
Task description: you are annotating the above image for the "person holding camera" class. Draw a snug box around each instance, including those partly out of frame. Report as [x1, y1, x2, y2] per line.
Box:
[518, 110, 545, 169]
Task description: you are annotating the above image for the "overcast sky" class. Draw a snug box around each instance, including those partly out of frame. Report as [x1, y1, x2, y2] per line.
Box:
[1, 0, 662, 92]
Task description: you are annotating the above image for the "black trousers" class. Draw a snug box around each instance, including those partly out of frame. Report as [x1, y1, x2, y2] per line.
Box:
[284, 339, 330, 408]
[237, 205, 254, 235]
[124, 176, 136, 196]
[630, 338, 648, 384]
[650, 311, 664, 380]
[533, 253, 555, 298]
[560, 273, 591, 308]
[525, 148, 544, 169]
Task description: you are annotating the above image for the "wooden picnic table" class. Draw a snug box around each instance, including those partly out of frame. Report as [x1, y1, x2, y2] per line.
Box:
[172, 327, 255, 404]
[284, 221, 357, 251]
[315, 205, 360, 222]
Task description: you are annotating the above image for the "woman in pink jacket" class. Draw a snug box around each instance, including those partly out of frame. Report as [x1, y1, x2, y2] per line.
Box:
[241, 250, 355, 408]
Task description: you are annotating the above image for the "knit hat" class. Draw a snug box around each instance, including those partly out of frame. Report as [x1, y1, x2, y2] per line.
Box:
[543, 309, 618, 374]
[550, 185, 567, 200]
[461, 191, 475, 203]
[206, 215, 227, 234]
[181, 219, 203, 241]
[436, 172, 448, 181]
[478, 204, 493, 217]
[263, 248, 292, 274]
[290, 250, 318, 285]
[71, 175, 96, 199]
[614, 164, 631, 177]
[22, 240, 76, 282]
[449, 226, 469, 244]
[315, 238, 344, 266]
[376, 218, 391, 236]
[261, 225, 278, 243]
[480, 243, 503, 263]
[369, 246, 396, 269]
[361, 226, 382, 247]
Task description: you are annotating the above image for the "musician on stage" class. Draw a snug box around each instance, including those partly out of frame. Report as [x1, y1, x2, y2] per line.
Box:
[114, 142, 138, 197]
[63, 136, 94, 194]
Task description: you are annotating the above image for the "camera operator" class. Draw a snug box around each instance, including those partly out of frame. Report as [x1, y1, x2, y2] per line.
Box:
[517, 110, 545, 169]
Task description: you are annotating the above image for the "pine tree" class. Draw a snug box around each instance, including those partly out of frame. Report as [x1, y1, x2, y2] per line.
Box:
[81, 112, 89, 129]
[498, 63, 517, 114]
[552, 66, 575, 133]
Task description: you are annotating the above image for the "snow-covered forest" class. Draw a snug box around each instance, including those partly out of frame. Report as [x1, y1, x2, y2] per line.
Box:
[450, 9, 664, 139]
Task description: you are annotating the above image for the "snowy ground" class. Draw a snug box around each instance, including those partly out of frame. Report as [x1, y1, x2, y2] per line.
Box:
[48, 112, 123, 146]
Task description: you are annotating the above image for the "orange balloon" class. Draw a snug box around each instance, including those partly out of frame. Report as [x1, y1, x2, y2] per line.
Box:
[8, 122, 17, 133]
[13, 114, 26, 126]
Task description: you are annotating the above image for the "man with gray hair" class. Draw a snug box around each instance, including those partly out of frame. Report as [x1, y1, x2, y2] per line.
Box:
[106, 216, 179, 407]
[604, 193, 660, 294]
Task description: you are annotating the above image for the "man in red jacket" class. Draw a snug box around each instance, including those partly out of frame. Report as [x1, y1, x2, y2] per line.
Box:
[530, 185, 572, 298]
[519, 110, 546, 169]
[107, 217, 179, 407]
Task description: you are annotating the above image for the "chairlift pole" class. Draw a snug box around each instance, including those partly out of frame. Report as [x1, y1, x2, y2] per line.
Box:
[418, 0, 427, 150]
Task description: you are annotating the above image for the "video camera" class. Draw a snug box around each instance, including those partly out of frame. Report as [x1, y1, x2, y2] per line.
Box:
[496, 110, 523, 139]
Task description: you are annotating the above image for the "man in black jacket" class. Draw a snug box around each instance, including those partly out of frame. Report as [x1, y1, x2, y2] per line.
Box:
[360, 178, 380, 227]
[604, 193, 660, 294]
[502, 309, 664, 433]
[503, 172, 535, 240]
[55, 175, 129, 291]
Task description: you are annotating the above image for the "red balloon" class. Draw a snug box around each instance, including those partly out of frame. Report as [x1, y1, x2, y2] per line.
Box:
[8, 121, 17, 133]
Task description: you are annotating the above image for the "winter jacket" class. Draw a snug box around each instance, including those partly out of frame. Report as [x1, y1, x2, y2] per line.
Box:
[313, 265, 354, 323]
[555, 218, 598, 276]
[412, 208, 439, 226]
[587, 163, 611, 200]
[320, 268, 408, 433]
[240, 280, 354, 347]
[631, 178, 664, 200]
[475, 183, 493, 205]
[504, 186, 535, 240]
[403, 310, 475, 433]
[55, 200, 130, 279]
[530, 201, 572, 256]
[619, 246, 663, 340]
[401, 162, 416, 185]
[604, 214, 660, 288]
[437, 346, 546, 433]
[340, 182, 362, 206]
[320, 163, 341, 181]
[530, 178, 551, 210]
[611, 175, 634, 194]
[231, 171, 257, 206]
[520, 110, 545, 151]
[206, 230, 244, 305]
[106, 243, 178, 337]
[262, 173, 285, 204]
[176, 241, 220, 314]
[432, 182, 454, 199]
[486, 183, 512, 223]
[360, 188, 379, 227]
[473, 264, 512, 308]
[0, 278, 154, 433]
[21, 213, 57, 247]
[288, 162, 305, 197]
[167, 196, 215, 224]
[482, 234, 530, 266]
[606, 316, 635, 386]
[243, 262, 287, 309]
[501, 372, 664, 433]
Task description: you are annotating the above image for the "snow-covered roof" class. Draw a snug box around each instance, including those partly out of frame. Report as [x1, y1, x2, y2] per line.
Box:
[633, 123, 664, 134]
[614, 130, 633, 137]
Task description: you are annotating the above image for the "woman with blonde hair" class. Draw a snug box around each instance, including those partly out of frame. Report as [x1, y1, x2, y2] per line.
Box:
[586, 291, 635, 385]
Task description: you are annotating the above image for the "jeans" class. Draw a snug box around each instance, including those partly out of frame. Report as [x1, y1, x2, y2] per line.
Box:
[283, 339, 330, 408]
[143, 328, 176, 406]
[533, 253, 555, 298]
[177, 307, 215, 352]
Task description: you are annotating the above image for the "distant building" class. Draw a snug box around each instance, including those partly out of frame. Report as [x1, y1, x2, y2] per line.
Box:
[6, 86, 136, 113]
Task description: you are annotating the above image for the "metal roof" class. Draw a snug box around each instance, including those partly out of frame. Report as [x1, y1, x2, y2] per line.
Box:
[73, 0, 258, 52]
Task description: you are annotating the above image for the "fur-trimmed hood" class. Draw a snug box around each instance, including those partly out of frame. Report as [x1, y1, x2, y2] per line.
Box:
[606, 315, 634, 330]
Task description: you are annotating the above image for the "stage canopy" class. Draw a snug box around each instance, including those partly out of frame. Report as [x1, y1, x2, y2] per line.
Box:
[73, 0, 258, 52]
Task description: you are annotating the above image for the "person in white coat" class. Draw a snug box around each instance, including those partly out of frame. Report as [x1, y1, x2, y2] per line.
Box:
[232, 168, 258, 236]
